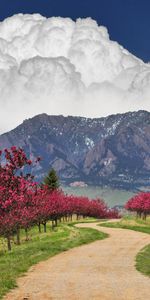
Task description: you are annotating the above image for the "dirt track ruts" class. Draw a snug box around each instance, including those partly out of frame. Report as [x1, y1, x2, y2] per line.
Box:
[4, 221, 150, 300]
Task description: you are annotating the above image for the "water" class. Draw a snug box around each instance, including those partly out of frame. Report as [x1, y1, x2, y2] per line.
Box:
[62, 186, 135, 208]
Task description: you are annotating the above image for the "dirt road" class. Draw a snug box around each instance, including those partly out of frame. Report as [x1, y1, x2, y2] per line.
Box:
[4, 222, 150, 300]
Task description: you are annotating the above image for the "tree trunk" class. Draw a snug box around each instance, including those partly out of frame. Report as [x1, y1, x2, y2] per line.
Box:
[52, 220, 55, 230]
[142, 212, 147, 220]
[7, 236, 11, 251]
[43, 222, 47, 233]
[16, 228, 21, 245]
[38, 222, 41, 233]
[25, 228, 29, 241]
[55, 219, 58, 227]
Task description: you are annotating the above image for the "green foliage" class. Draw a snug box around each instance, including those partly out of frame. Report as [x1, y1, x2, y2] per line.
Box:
[43, 168, 59, 190]
[136, 244, 150, 277]
[0, 221, 107, 299]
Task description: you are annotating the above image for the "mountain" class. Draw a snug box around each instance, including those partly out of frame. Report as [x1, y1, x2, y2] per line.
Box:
[0, 110, 150, 190]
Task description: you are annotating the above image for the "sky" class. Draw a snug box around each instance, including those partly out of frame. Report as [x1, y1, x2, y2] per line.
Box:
[0, 0, 150, 62]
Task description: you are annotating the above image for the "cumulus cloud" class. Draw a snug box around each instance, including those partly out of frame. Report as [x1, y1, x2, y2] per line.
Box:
[0, 13, 149, 133]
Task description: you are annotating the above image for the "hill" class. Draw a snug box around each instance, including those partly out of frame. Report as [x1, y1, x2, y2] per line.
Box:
[0, 110, 150, 189]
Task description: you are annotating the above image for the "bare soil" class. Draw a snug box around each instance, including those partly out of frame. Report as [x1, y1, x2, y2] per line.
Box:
[4, 222, 150, 300]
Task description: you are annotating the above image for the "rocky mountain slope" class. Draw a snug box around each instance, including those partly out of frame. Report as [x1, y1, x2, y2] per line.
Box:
[0, 110, 150, 190]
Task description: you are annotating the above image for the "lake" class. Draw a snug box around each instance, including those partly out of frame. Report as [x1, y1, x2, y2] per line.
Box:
[62, 186, 135, 208]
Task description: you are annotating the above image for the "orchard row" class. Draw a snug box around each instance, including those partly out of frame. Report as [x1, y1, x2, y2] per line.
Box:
[125, 192, 150, 219]
[0, 147, 118, 251]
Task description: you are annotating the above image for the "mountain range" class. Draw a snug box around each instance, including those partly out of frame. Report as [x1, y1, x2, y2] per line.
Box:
[0, 110, 150, 190]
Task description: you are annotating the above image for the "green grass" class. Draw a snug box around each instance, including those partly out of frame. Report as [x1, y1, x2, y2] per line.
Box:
[136, 244, 150, 277]
[72, 218, 108, 224]
[0, 220, 108, 299]
[100, 215, 150, 277]
[100, 215, 150, 234]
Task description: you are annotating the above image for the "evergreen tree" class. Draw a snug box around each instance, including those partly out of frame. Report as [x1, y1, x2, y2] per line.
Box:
[43, 168, 59, 190]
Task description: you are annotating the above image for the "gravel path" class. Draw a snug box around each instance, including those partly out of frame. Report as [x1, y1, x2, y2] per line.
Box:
[4, 222, 150, 300]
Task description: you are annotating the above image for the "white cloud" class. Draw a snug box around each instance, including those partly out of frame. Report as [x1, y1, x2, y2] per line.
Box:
[0, 14, 149, 133]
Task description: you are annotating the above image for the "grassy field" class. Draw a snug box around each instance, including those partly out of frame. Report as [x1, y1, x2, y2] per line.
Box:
[0, 219, 108, 299]
[100, 215, 150, 234]
[136, 244, 150, 277]
[100, 216, 150, 277]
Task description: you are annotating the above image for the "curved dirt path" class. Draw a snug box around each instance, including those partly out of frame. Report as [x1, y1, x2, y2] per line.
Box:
[4, 222, 150, 300]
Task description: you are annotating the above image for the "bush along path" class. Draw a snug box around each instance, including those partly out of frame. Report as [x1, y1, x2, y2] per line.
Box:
[4, 221, 150, 300]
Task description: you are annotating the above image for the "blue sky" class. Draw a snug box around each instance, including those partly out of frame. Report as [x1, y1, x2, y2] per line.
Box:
[0, 0, 149, 62]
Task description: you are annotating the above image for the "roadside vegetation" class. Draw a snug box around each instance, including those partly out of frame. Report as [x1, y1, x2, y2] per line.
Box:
[100, 215, 150, 234]
[136, 244, 150, 277]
